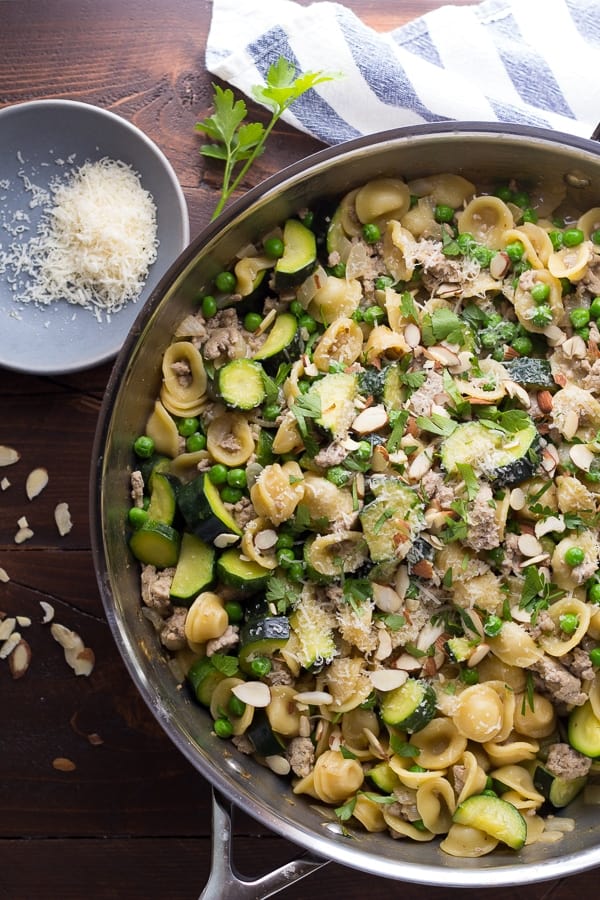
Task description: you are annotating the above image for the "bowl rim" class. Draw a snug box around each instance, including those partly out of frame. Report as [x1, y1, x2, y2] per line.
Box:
[91, 120, 600, 887]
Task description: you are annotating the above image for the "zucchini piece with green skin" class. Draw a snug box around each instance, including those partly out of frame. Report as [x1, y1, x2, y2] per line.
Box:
[440, 418, 540, 488]
[146, 471, 177, 526]
[452, 794, 527, 850]
[359, 478, 424, 563]
[129, 520, 180, 568]
[367, 761, 400, 794]
[306, 372, 357, 439]
[252, 312, 303, 369]
[358, 366, 387, 401]
[170, 532, 215, 604]
[568, 699, 600, 757]
[217, 547, 270, 592]
[274, 219, 317, 289]
[246, 710, 286, 756]
[382, 362, 405, 411]
[177, 474, 242, 542]
[444, 636, 475, 664]
[238, 616, 290, 674]
[186, 656, 226, 706]
[255, 429, 274, 466]
[504, 357, 557, 392]
[217, 358, 266, 410]
[303, 532, 369, 583]
[533, 764, 586, 808]
[289, 599, 336, 669]
[379, 677, 437, 733]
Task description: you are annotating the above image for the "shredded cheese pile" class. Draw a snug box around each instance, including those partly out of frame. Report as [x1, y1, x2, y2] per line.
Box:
[1, 157, 159, 321]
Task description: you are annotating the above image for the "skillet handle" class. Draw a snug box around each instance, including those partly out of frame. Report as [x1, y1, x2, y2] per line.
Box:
[199, 788, 329, 900]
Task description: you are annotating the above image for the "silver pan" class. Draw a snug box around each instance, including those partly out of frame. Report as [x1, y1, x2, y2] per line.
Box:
[90, 122, 600, 897]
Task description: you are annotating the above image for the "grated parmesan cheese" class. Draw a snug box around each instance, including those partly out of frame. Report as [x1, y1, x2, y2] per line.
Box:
[0, 157, 158, 321]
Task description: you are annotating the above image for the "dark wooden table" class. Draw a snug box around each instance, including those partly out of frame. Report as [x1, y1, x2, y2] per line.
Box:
[0, 1, 596, 897]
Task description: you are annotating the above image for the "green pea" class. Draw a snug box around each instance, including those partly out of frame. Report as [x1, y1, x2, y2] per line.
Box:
[511, 335, 533, 356]
[559, 612, 580, 635]
[363, 306, 385, 326]
[288, 561, 305, 582]
[471, 245, 493, 267]
[224, 600, 244, 623]
[133, 435, 155, 459]
[301, 210, 314, 229]
[351, 309, 364, 323]
[215, 271, 236, 293]
[570, 307, 590, 329]
[592, 229, 600, 246]
[362, 223, 381, 244]
[491, 347, 505, 362]
[262, 403, 280, 421]
[520, 208, 538, 224]
[375, 275, 395, 291]
[588, 583, 600, 604]
[548, 230, 563, 251]
[487, 546, 505, 567]
[484, 615, 503, 637]
[228, 695, 247, 718]
[329, 262, 346, 278]
[481, 789, 499, 798]
[186, 432, 206, 452]
[576, 326, 591, 342]
[250, 657, 272, 677]
[213, 717, 233, 739]
[530, 282, 550, 304]
[277, 547, 295, 568]
[275, 533, 294, 550]
[201, 294, 217, 318]
[562, 228, 585, 247]
[243, 312, 263, 333]
[221, 486, 243, 504]
[494, 185, 513, 202]
[355, 441, 372, 461]
[590, 297, 600, 320]
[460, 668, 479, 685]
[531, 305, 553, 328]
[208, 464, 228, 485]
[128, 507, 149, 529]
[505, 241, 524, 262]
[512, 190, 530, 208]
[560, 277, 573, 296]
[434, 204, 455, 223]
[326, 466, 351, 487]
[177, 416, 199, 437]
[226, 468, 247, 489]
[298, 314, 318, 334]
[565, 546, 585, 567]
[289, 300, 304, 317]
[263, 236, 284, 259]
[456, 232, 475, 253]
[589, 647, 600, 667]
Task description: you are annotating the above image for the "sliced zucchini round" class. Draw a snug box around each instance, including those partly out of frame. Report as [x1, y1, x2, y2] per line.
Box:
[568, 700, 600, 758]
[129, 520, 180, 568]
[186, 656, 226, 706]
[306, 372, 357, 439]
[379, 677, 437, 733]
[177, 474, 242, 542]
[246, 710, 286, 756]
[366, 761, 400, 794]
[452, 794, 527, 850]
[359, 479, 423, 563]
[146, 471, 177, 526]
[274, 219, 317, 289]
[533, 764, 587, 809]
[504, 357, 557, 392]
[239, 616, 290, 674]
[217, 359, 266, 410]
[252, 312, 302, 368]
[217, 547, 270, 592]
[441, 418, 540, 488]
[170, 532, 215, 604]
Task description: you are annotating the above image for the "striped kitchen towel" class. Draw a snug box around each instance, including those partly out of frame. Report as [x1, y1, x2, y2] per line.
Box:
[206, 0, 599, 144]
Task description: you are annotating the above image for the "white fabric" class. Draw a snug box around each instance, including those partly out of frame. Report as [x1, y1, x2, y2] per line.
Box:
[206, 0, 599, 143]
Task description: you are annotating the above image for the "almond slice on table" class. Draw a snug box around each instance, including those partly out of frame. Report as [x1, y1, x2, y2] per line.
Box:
[54, 502, 73, 536]
[0, 446, 20, 467]
[26, 467, 49, 500]
[9, 638, 32, 679]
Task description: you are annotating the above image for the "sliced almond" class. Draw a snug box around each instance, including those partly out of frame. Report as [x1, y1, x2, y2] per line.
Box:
[535, 515, 565, 538]
[467, 643, 491, 667]
[0, 445, 20, 467]
[424, 345, 461, 367]
[375, 629, 393, 661]
[26, 467, 49, 500]
[1, 477, 10, 490]
[51, 622, 84, 652]
[561, 409, 580, 441]
[54, 502, 73, 536]
[369, 668, 408, 692]
[254, 529, 278, 551]
[351, 404, 388, 434]
[371, 583, 402, 614]
[265, 754, 291, 776]
[509, 487, 527, 511]
[213, 533, 239, 549]
[0, 630, 21, 659]
[0, 616, 16, 642]
[16, 616, 31, 628]
[17, 515, 29, 529]
[570, 443, 596, 472]
[411, 558, 435, 579]
[408, 449, 433, 481]
[403, 323, 421, 348]
[489, 251, 510, 280]
[9, 638, 31, 679]
[69, 646, 95, 677]
[293, 690, 334, 706]
[0, 567, 9, 583]
[40, 600, 55, 624]
[231, 681, 271, 708]
[52, 757, 76, 772]
[518, 533, 544, 558]
[393, 652, 423, 672]
[561, 335, 587, 359]
[537, 391, 554, 414]
[14, 525, 34, 544]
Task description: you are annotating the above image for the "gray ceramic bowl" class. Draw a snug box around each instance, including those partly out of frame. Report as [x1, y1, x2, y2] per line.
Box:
[0, 99, 189, 375]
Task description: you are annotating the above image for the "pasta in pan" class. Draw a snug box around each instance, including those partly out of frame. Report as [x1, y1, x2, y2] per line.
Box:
[127, 170, 600, 858]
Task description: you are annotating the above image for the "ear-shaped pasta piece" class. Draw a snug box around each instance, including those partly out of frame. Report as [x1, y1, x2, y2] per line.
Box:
[209, 676, 255, 735]
[382, 808, 435, 842]
[338, 188, 362, 237]
[305, 531, 369, 581]
[513, 270, 564, 334]
[407, 173, 475, 208]
[440, 823, 498, 857]
[167, 449, 211, 481]
[294, 749, 364, 804]
[487, 620, 544, 667]
[457, 196, 514, 249]
[364, 324, 409, 363]
[308, 275, 362, 323]
[146, 399, 181, 458]
[513, 691, 556, 738]
[551, 532, 600, 591]
[184, 591, 228, 645]
[548, 242, 593, 281]
[577, 206, 600, 239]
[233, 254, 273, 297]
[416, 776, 456, 834]
[453, 684, 505, 743]
[409, 718, 468, 769]
[483, 732, 539, 767]
[551, 384, 600, 442]
[524, 814, 546, 845]
[351, 794, 388, 832]
[382, 221, 416, 282]
[451, 571, 505, 615]
[538, 595, 591, 654]
[161, 340, 208, 412]
[250, 461, 304, 526]
[389, 753, 447, 788]
[272, 413, 304, 455]
[354, 177, 411, 226]
[266, 685, 302, 737]
[453, 750, 488, 806]
[240, 517, 278, 570]
[456, 358, 508, 404]
[400, 198, 439, 239]
[302, 474, 355, 526]
[312, 316, 364, 372]
[340, 708, 381, 754]
[325, 657, 372, 713]
[475, 654, 527, 693]
[206, 411, 255, 466]
[502, 223, 553, 269]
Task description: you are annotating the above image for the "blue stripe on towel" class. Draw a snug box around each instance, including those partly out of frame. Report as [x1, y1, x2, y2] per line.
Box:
[390, 19, 444, 68]
[488, 98, 552, 129]
[565, 0, 600, 44]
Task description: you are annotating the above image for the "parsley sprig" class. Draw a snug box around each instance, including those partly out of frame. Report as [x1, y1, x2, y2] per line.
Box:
[197, 58, 338, 219]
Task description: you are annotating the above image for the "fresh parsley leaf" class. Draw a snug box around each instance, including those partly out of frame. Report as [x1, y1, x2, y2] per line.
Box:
[340, 745, 357, 760]
[210, 654, 239, 676]
[421, 308, 466, 347]
[335, 796, 357, 821]
[343, 578, 373, 614]
[455, 462, 479, 501]
[415, 413, 458, 437]
[381, 613, 406, 631]
[400, 370, 426, 390]
[261, 370, 280, 405]
[389, 734, 420, 757]
[400, 290, 419, 322]
[290, 391, 321, 437]
[265, 574, 301, 613]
